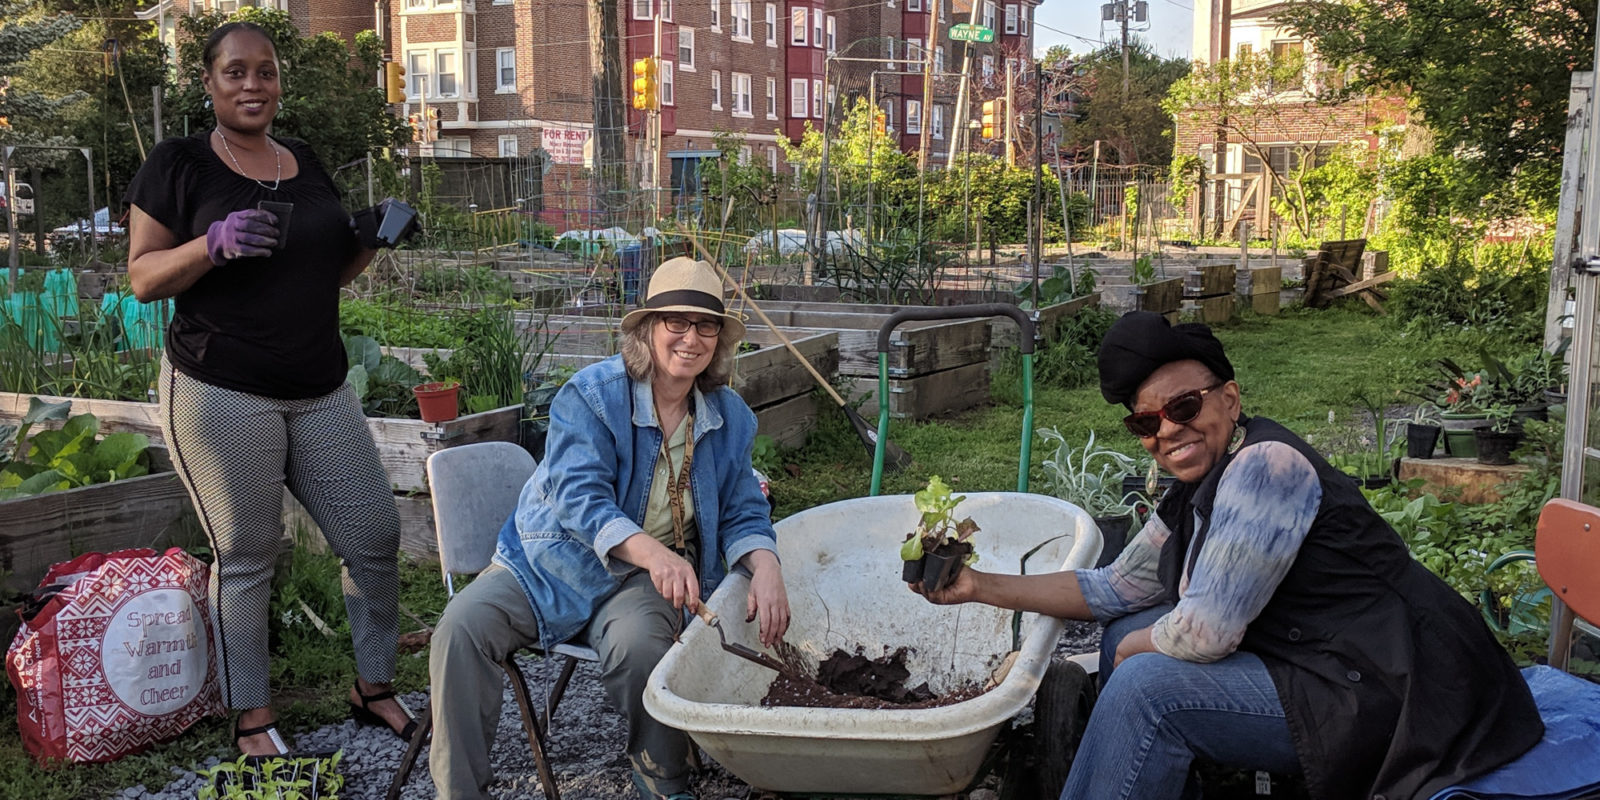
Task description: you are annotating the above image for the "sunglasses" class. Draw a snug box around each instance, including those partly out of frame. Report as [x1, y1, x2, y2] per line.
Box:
[1122, 382, 1225, 438]
[660, 314, 723, 337]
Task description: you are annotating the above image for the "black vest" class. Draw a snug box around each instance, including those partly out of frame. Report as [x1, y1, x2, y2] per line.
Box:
[1156, 417, 1543, 800]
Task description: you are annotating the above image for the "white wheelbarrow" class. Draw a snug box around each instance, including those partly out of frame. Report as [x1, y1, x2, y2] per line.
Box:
[644, 492, 1101, 796]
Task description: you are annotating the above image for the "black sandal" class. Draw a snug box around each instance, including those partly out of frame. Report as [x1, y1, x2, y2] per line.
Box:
[233, 716, 290, 757]
[349, 681, 419, 743]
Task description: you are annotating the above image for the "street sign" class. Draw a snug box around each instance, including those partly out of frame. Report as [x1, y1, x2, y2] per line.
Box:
[948, 23, 995, 43]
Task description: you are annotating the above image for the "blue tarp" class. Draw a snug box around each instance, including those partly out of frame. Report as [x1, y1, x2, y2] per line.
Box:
[1429, 666, 1600, 800]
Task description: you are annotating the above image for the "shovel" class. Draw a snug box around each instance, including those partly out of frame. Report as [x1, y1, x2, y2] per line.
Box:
[694, 606, 803, 680]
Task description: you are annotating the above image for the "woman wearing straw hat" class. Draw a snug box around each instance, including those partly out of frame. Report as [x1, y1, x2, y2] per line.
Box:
[427, 257, 791, 800]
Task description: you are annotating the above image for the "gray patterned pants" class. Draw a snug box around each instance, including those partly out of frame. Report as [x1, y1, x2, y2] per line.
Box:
[160, 360, 401, 710]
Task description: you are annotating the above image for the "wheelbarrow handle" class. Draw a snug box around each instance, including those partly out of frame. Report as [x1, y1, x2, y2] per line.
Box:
[874, 303, 1037, 355]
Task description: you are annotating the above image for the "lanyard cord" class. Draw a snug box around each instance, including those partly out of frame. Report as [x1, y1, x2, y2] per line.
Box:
[662, 413, 695, 552]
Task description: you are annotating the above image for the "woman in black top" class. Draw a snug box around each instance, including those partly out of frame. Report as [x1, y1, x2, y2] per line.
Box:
[125, 22, 415, 757]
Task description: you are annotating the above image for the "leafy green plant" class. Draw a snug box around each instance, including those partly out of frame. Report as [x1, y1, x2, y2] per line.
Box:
[0, 397, 151, 500]
[342, 335, 424, 419]
[197, 750, 344, 800]
[1131, 255, 1156, 285]
[1483, 403, 1518, 434]
[750, 434, 781, 476]
[1035, 428, 1148, 520]
[898, 475, 980, 565]
[422, 306, 560, 415]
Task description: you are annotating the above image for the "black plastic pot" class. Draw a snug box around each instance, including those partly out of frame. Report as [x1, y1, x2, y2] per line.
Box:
[1093, 515, 1134, 568]
[1475, 429, 1524, 466]
[920, 542, 972, 593]
[901, 557, 925, 584]
[1405, 423, 1441, 459]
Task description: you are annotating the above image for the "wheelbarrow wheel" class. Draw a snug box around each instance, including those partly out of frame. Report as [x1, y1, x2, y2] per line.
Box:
[1030, 655, 1097, 800]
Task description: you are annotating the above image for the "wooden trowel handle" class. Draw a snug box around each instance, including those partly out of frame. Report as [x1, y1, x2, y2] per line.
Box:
[695, 606, 718, 626]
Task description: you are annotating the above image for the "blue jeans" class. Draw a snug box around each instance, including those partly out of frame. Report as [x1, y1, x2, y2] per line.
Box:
[1063, 605, 1302, 799]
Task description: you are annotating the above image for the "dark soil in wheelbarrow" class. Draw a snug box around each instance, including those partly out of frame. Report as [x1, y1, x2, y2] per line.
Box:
[760, 646, 989, 709]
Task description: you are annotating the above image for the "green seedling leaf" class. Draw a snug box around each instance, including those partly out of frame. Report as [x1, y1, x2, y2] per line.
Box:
[21, 396, 71, 426]
[93, 432, 150, 475]
[15, 469, 69, 497]
[346, 363, 370, 400]
[372, 356, 424, 386]
[344, 334, 383, 372]
[900, 532, 925, 561]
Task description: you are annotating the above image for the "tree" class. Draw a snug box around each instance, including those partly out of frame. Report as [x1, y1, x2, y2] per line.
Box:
[169, 8, 408, 191]
[1277, 0, 1595, 214]
[1046, 38, 1189, 168]
[1164, 49, 1367, 238]
[0, 1, 83, 148]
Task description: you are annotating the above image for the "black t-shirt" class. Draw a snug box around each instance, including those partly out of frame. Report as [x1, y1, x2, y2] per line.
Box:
[124, 130, 357, 399]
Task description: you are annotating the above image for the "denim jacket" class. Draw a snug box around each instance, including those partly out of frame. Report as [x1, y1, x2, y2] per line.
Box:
[493, 355, 778, 648]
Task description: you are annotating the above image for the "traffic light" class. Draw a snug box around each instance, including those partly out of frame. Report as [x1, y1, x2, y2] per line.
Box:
[981, 99, 999, 139]
[406, 112, 423, 142]
[384, 61, 407, 104]
[425, 108, 440, 142]
[631, 57, 658, 111]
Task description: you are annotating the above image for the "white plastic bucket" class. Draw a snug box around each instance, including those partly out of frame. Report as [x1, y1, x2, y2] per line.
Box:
[644, 492, 1101, 795]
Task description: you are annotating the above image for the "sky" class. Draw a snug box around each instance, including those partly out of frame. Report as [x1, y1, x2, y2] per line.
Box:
[1032, 0, 1195, 60]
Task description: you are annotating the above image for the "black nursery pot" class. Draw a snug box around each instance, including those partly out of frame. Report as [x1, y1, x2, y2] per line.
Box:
[919, 542, 972, 593]
[1475, 428, 1524, 466]
[1093, 515, 1134, 569]
[901, 557, 925, 584]
[1406, 423, 1441, 459]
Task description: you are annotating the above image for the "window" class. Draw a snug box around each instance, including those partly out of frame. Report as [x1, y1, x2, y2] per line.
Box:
[825, 15, 836, 53]
[883, 38, 896, 70]
[434, 137, 471, 157]
[711, 70, 723, 109]
[731, 0, 751, 40]
[812, 78, 822, 117]
[908, 0, 921, 11]
[1270, 40, 1305, 91]
[932, 105, 944, 139]
[404, 0, 424, 8]
[436, 51, 459, 97]
[498, 135, 519, 156]
[905, 100, 921, 134]
[661, 0, 673, 21]
[791, 7, 807, 45]
[812, 9, 822, 48]
[406, 50, 429, 98]
[765, 76, 777, 118]
[1019, 6, 1029, 35]
[633, 0, 651, 19]
[790, 78, 807, 117]
[660, 60, 675, 105]
[711, 0, 721, 30]
[1236, 43, 1253, 60]
[765, 3, 777, 45]
[495, 48, 516, 92]
[1004, 4, 1017, 34]
[982, 54, 995, 80]
[767, 146, 778, 173]
[982, 1, 995, 29]
[738, 145, 752, 165]
[732, 72, 752, 116]
[938, 0, 946, 22]
[678, 27, 695, 70]
[907, 37, 923, 72]
[882, 100, 894, 133]
[935, 45, 945, 73]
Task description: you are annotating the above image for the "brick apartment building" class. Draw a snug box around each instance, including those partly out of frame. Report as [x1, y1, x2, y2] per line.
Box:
[142, 0, 1038, 222]
[1178, 0, 1404, 232]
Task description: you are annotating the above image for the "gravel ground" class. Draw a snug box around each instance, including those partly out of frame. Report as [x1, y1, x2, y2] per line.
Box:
[129, 623, 1103, 800]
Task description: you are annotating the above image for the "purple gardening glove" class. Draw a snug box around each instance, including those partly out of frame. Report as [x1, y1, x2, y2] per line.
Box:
[205, 209, 279, 265]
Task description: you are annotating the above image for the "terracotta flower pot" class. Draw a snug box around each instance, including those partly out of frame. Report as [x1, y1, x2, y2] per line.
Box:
[412, 382, 461, 423]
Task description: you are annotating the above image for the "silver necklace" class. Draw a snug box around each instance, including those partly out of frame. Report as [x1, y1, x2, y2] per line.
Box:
[215, 128, 281, 191]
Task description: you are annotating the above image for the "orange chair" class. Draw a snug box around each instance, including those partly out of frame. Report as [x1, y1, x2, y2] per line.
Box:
[1534, 498, 1600, 671]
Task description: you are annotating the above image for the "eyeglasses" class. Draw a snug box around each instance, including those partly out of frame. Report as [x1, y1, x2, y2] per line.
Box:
[660, 314, 723, 338]
[1122, 382, 1225, 438]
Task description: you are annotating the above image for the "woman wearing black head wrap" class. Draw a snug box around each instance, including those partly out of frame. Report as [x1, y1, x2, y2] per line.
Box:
[912, 311, 1542, 800]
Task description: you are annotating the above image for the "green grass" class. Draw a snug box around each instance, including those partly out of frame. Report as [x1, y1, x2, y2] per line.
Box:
[771, 306, 1489, 516]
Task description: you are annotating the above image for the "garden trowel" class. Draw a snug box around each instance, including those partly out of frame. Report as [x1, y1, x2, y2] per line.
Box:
[693, 607, 804, 680]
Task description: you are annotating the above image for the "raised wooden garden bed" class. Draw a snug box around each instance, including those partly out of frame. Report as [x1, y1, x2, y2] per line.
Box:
[1134, 277, 1185, 322]
[1238, 266, 1282, 315]
[0, 448, 197, 597]
[1183, 264, 1237, 298]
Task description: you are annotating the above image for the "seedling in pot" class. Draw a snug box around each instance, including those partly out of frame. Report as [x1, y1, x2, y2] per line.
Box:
[898, 475, 980, 592]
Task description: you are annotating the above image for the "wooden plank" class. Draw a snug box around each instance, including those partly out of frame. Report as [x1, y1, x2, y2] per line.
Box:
[1325, 270, 1399, 299]
[286, 491, 439, 561]
[1194, 295, 1234, 324]
[1250, 292, 1280, 315]
[1243, 266, 1282, 296]
[0, 393, 161, 440]
[736, 333, 838, 410]
[365, 405, 523, 493]
[1134, 277, 1185, 314]
[1183, 264, 1237, 297]
[753, 392, 818, 449]
[0, 470, 199, 594]
[844, 360, 991, 420]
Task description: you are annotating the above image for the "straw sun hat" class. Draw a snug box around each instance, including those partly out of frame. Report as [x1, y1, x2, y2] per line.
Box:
[619, 256, 746, 341]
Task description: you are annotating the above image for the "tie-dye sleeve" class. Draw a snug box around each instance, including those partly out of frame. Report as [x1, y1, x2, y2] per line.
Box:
[1150, 441, 1322, 662]
[1075, 514, 1173, 623]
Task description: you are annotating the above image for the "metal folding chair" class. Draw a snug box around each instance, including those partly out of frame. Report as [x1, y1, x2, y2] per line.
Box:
[387, 441, 599, 800]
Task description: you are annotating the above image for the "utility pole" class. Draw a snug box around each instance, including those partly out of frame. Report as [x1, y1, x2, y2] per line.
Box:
[1121, 0, 1131, 98]
[652, 9, 663, 220]
[1003, 59, 1015, 167]
[917, 0, 940, 169]
[946, 0, 984, 169]
[589, 0, 627, 227]
[1031, 59, 1043, 303]
[1210, 0, 1232, 239]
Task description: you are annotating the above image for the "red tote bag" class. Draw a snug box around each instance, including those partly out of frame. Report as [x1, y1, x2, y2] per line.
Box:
[6, 547, 223, 763]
